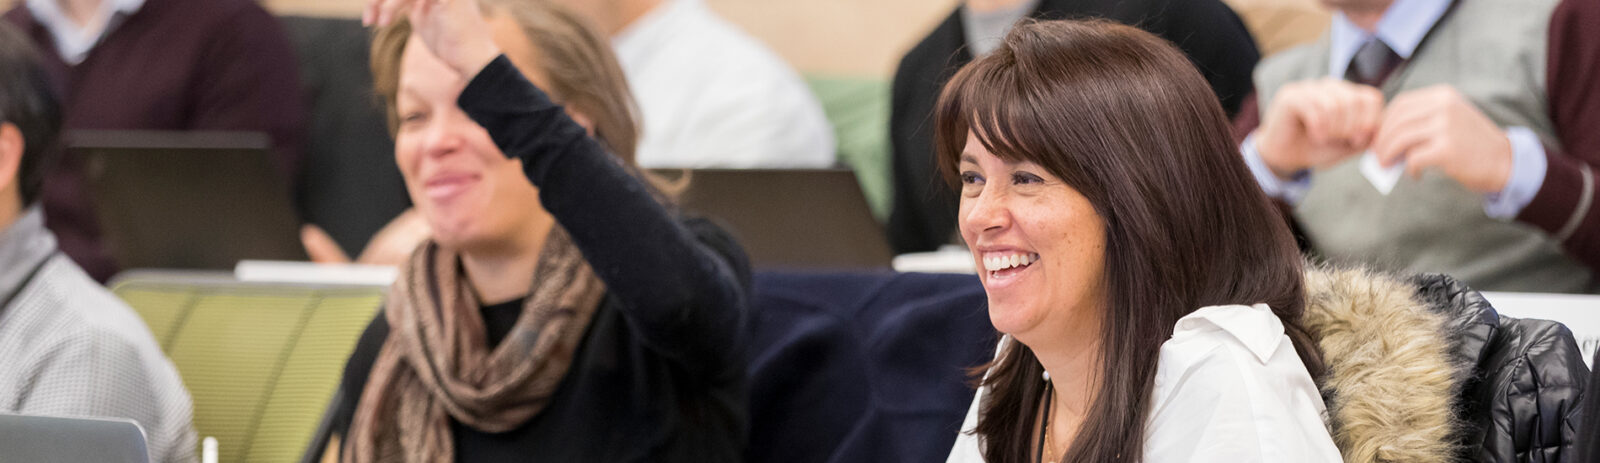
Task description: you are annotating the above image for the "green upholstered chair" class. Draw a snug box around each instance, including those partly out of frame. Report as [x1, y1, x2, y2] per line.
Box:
[806, 76, 891, 222]
[111, 271, 383, 463]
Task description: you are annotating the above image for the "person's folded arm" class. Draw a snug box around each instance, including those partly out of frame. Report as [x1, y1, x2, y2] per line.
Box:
[1514, 0, 1600, 272]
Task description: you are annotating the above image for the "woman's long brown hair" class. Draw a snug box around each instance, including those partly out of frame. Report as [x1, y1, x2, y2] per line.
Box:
[935, 20, 1325, 463]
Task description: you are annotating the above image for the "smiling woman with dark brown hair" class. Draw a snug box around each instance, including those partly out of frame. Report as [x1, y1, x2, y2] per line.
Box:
[939, 20, 1341, 463]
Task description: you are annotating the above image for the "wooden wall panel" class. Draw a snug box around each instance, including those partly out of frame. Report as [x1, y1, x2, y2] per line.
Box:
[2, 0, 1329, 77]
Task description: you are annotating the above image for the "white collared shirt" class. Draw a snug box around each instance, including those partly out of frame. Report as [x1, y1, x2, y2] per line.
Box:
[1325, 0, 1452, 79]
[946, 304, 1342, 462]
[611, 0, 835, 169]
[25, 0, 145, 64]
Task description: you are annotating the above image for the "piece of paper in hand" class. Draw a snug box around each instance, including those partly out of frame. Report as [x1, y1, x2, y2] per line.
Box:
[1358, 151, 1405, 195]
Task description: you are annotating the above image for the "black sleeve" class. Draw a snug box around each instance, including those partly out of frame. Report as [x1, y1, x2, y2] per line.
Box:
[455, 56, 750, 372]
[1578, 350, 1600, 462]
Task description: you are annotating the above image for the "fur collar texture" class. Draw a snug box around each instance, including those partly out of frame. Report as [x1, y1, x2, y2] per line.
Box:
[1302, 266, 1467, 463]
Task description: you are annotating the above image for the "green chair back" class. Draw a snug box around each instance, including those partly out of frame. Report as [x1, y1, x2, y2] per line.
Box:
[806, 75, 891, 221]
[112, 271, 382, 462]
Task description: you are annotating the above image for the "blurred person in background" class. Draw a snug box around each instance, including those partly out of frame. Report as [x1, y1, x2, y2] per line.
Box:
[1236, 0, 1600, 292]
[0, 21, 196, 463]
[887, 0, 1260, 254]
[539, 0, 833, 168]
[3, 0, 305, 282]
[310, 0, 751, 460]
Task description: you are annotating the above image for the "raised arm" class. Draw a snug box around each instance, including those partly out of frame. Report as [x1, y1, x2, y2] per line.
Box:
[364, 0, 749, 368]
[460, 55, 748, 367]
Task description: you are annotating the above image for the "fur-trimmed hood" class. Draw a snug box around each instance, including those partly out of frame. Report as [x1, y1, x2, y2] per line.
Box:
[1301, 265, 1589, 462]
[1302, 266, 1466, 462]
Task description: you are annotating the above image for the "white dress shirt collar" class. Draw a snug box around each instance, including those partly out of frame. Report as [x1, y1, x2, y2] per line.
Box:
[25, 0, 146, 65]
[946, 303, 1343, 463]
[1170, 303, 1287, 364]
[1327, 0, 1452, 79]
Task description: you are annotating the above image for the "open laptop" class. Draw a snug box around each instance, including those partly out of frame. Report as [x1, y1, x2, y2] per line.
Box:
[73, 130, 307, 271]
[651, 168, 893, 269]
[0, 414, 149, 463]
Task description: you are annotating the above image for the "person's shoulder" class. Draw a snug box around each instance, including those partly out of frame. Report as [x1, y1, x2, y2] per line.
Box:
[342, 312, 391, 384]
[1167, 304, 1288, 362]
[894, 7, 964, 79]
[4, 258, 184, 398]
[7, 261, 197, 462]
[139, 0, 282, 34]
[322, 310, 389, 442]
[640, 3, 822, 123]
[660, 2, 790, 75]
[19, 259, 170, 360]
[1447, 0, 1560, 48]
[1257, 40, 1326, 75]
[1154, 304, 1295, 395]
[1147, 305, 1341, 462]
[336, 311, 391, 399]
[18, 257, 167, 356]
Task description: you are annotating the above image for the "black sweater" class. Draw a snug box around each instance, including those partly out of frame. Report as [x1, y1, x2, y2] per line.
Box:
[321, 56, 752, 462]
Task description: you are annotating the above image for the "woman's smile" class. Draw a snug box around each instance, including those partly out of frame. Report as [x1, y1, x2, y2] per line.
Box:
[978, 249, 1042, 288]
[423, 171, 482, 202]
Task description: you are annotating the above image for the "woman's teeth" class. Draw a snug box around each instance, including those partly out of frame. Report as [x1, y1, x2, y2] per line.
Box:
[983, 253, 1040, 272]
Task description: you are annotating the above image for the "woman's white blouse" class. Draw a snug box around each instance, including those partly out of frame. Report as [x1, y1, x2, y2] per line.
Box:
[945, 304, 1343, 462]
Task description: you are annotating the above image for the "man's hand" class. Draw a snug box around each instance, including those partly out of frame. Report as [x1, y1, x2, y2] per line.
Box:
[364, 0, 501, 78]
[1371, 85, 1514, 193]
[1256, 79, 1385, 179]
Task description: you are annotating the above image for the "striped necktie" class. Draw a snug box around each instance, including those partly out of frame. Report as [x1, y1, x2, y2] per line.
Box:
[1344, 38, 1402, 87]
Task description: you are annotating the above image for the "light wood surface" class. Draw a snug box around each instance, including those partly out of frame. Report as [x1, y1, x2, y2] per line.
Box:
[2, 0, 1330, 77]
[1227, 0, 1331, 56]
[252, 0, 961, 77]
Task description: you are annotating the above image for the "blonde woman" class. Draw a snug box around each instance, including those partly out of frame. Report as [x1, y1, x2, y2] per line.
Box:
[315, 0, 749, 461]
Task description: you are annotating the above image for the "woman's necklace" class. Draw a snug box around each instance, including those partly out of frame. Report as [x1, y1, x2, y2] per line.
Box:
[1042, 419, 1057, 463]
[1037, 370, 1057, 463]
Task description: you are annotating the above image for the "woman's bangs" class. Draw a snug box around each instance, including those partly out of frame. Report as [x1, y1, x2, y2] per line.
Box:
[965, 67, 1033, 163]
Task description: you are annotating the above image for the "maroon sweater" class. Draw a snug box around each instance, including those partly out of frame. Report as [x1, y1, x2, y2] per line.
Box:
[1233, 0, 1600, 276]
[1522, 0, 1600, 274]
[4, 0, 305, 282]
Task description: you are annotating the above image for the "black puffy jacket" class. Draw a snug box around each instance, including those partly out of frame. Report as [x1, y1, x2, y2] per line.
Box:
[1412, 274, 1590, 461]
[1576, 351, 1600, 462]
[1303, 268, 1587, 462]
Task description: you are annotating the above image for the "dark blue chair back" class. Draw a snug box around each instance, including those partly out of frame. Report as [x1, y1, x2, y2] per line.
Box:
[745, 271, 995, 463]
